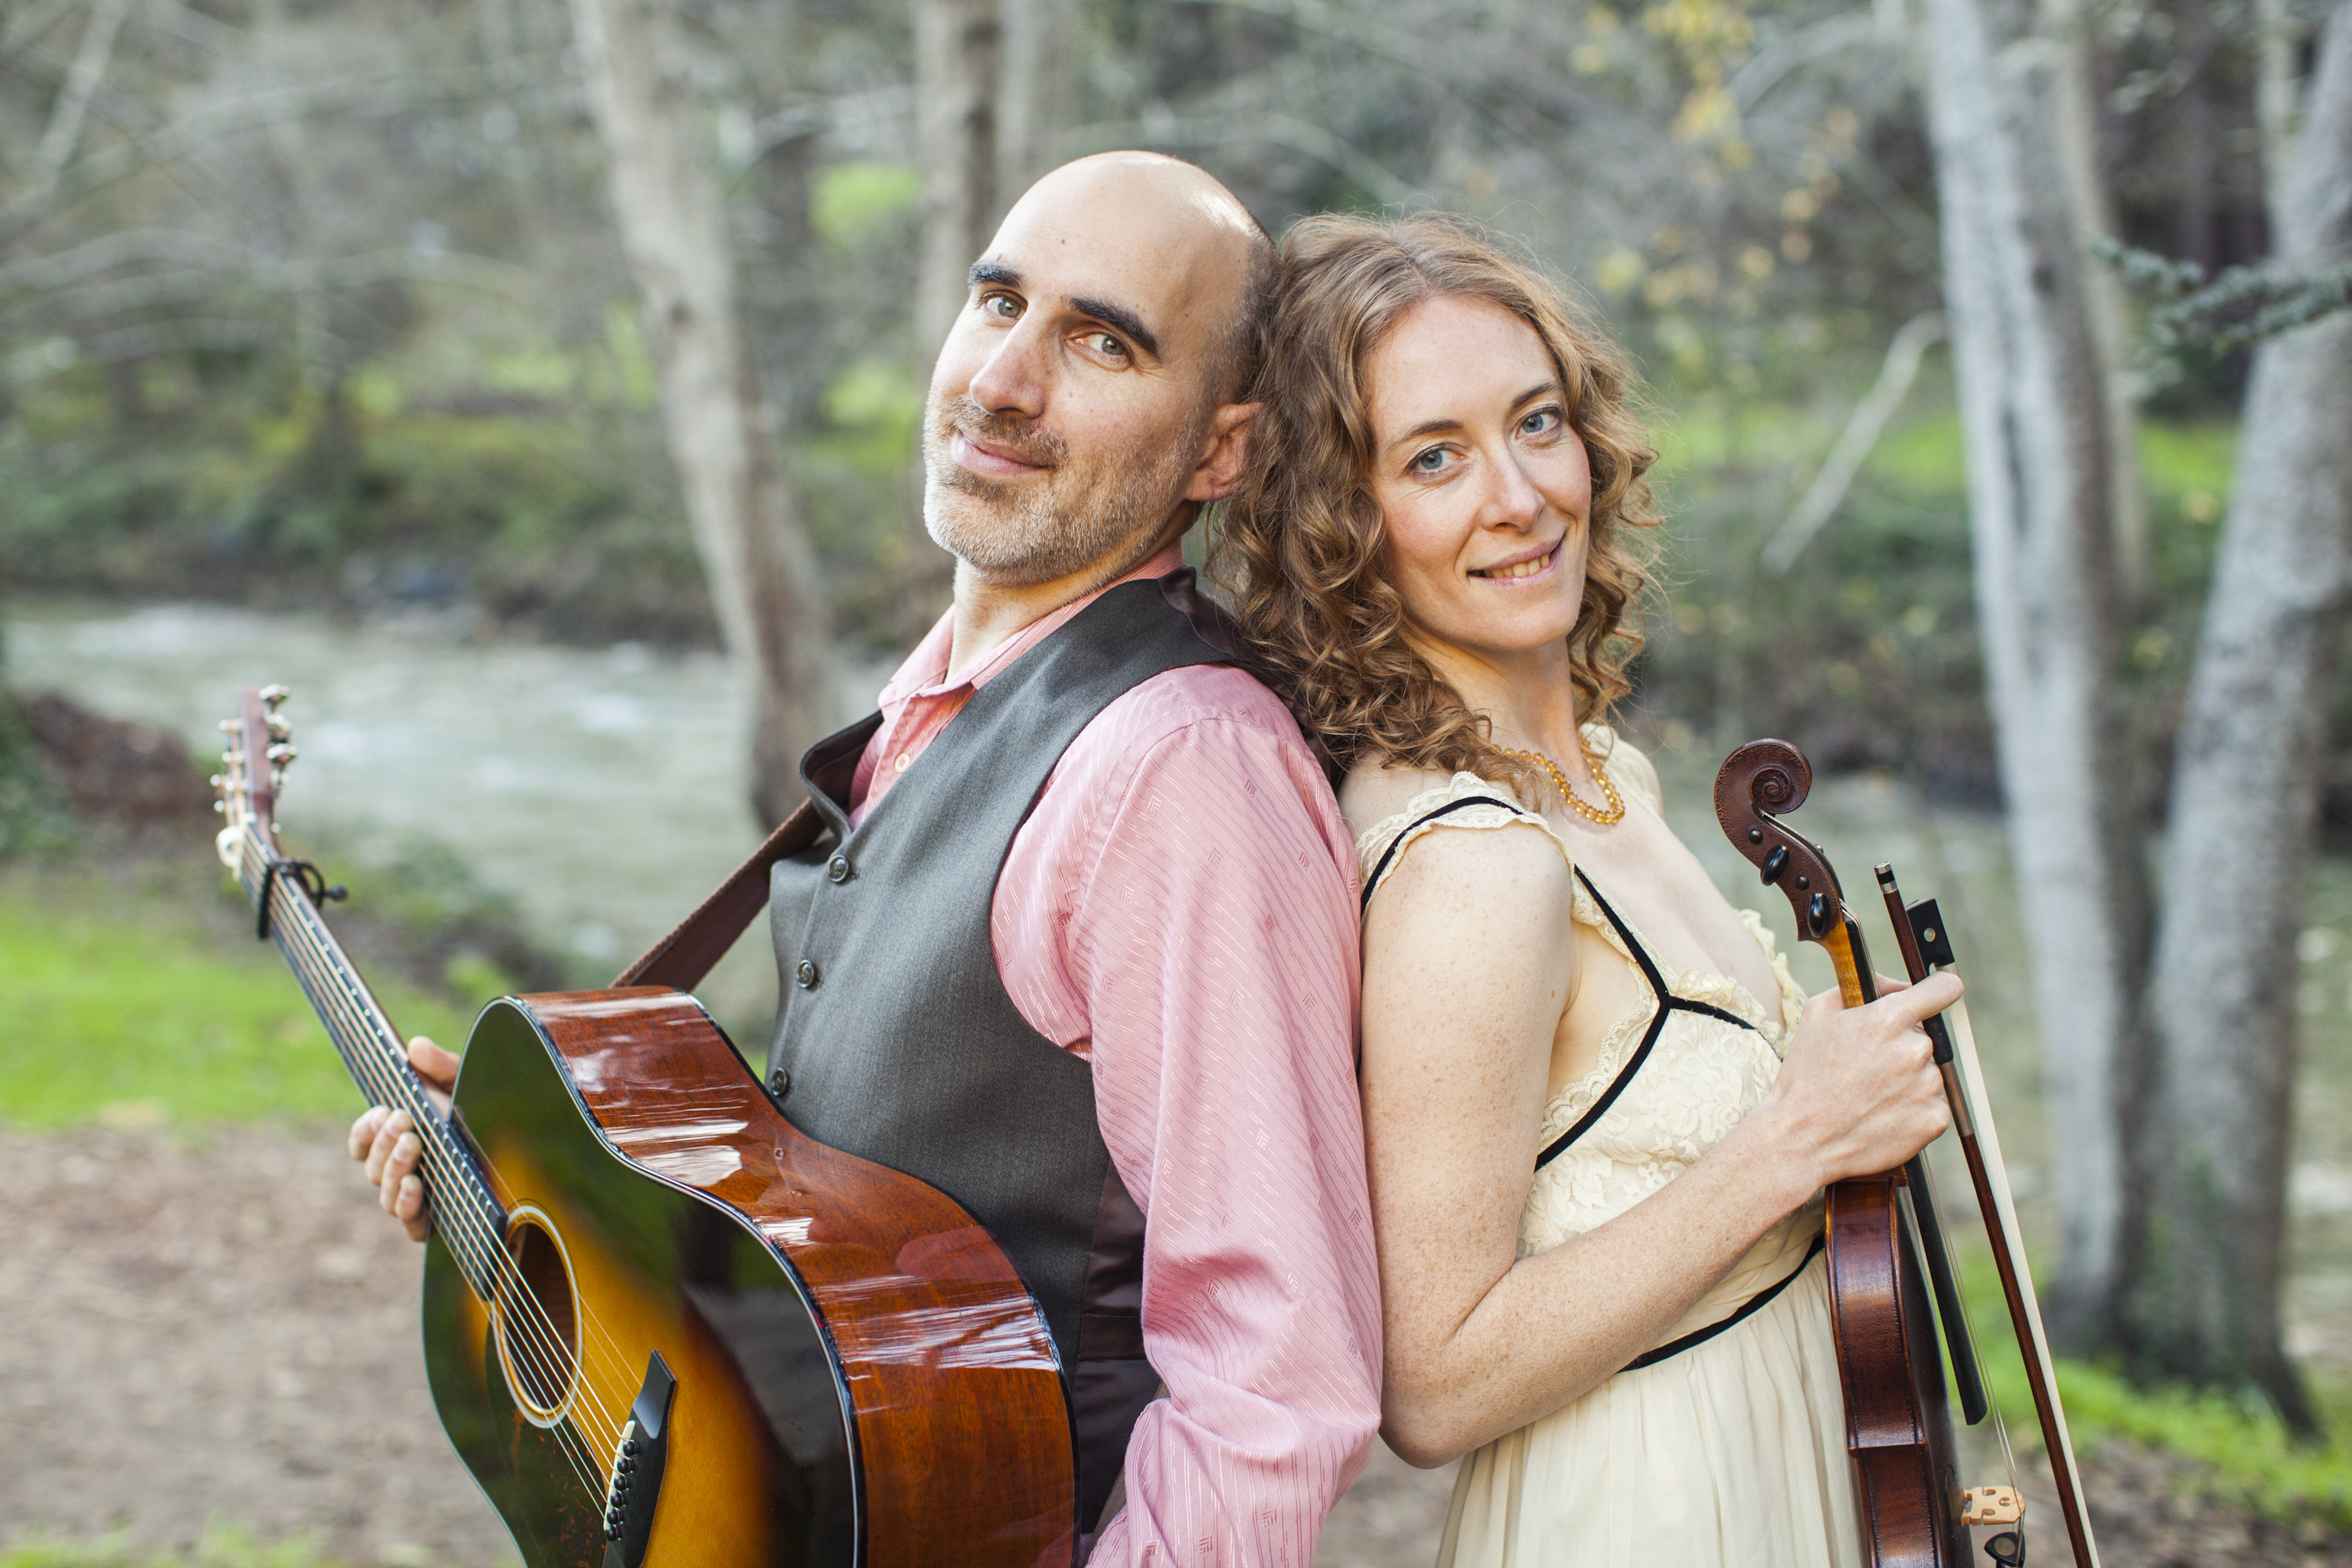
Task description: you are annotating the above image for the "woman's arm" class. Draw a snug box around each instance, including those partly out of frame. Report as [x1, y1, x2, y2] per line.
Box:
[1361, 822, 1955, 1466]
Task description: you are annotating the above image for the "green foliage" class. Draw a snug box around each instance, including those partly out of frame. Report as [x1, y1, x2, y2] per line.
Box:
[1958, 1243, 2352, 1528]
[0, 692, 75, 858]
[811, 162, 923, 248]
[0, 367, 715, 648]
[1635, 408, 2245, 804]
[0, 861, 472, 1129]
[0, 1528, 348, 1568]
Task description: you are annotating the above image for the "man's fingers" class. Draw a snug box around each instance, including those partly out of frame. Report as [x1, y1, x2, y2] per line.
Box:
[408, 1035, 459, 1088]
[348, 1105, 387, 1161]
[364, 1110, 415, 1186]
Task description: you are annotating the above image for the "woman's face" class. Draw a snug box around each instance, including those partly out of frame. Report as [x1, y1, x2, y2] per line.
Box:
[1363, 293, 1592, 670]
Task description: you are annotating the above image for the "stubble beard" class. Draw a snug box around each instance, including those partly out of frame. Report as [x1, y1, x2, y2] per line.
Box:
[923, 395, 1206, 589]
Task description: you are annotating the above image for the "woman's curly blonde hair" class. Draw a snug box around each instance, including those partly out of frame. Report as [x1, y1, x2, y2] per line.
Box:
[1212, 212, 1661, 804]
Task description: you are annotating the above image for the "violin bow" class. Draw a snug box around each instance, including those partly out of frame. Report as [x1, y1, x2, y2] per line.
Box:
[1877, 865, 2102, 1568]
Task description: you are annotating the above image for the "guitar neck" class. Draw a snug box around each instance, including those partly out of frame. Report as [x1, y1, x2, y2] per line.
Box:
[233, 825, 508, 1301]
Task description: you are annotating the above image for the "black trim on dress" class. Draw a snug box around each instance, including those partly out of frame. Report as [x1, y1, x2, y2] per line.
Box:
[1534, 871, 1764, 1169]
[1620, 1234, 1828, 1372]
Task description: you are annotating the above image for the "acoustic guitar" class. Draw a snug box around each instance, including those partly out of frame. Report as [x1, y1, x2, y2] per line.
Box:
[211, 684, 1077, 1566]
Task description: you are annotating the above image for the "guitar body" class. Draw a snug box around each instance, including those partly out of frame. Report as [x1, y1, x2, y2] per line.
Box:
[420, 987, 1076, 1567]
[1824, 1174, 1969, 1568]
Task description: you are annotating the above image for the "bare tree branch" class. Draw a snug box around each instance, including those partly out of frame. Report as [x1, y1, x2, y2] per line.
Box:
[28, 0, 131, 210]
[1760, 310, 1943, 575]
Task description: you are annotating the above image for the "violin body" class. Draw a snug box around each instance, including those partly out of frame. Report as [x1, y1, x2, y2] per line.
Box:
[1717, 737, 2102, 1568]
[1825, 1174, 1970, 1567]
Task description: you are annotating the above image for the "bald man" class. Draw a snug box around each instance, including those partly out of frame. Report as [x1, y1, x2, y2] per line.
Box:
[355, 154, 1381, 1560]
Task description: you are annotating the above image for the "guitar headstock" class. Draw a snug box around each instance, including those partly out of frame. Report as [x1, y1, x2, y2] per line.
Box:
[213, 684, 292, 874]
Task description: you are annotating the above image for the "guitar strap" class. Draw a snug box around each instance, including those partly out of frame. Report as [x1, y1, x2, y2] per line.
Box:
[612, 797, 826, 991]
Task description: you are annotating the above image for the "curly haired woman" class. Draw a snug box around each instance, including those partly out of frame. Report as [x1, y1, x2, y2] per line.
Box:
[1216, 214, 1962, 1566]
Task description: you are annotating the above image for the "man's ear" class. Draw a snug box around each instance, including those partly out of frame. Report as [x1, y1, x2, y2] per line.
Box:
[1184, 401, 1263, 503]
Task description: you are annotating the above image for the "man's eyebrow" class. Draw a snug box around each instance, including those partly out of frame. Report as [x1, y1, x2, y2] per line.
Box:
[1069, 296, 1160, 361]
[969, 260, 1021, 289]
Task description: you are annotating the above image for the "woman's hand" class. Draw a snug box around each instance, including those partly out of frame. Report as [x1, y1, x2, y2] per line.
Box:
[1753, 972, 1960, 1197]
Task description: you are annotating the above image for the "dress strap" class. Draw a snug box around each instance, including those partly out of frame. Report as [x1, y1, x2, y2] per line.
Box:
[1358, 795, 1519, 915]
[1535, 872, 1760, 1170]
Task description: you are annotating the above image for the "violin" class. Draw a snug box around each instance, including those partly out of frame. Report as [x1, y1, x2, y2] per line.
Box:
[1716, 740, 2100, 1568]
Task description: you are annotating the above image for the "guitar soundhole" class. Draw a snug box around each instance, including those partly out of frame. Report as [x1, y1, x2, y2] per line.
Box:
[495, 1207, 580, 1426]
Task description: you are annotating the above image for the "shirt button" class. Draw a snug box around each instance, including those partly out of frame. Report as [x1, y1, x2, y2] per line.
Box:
[893, 753, 911, 773]
[827, 854, 851, 884]
[795, 959, 820, 989]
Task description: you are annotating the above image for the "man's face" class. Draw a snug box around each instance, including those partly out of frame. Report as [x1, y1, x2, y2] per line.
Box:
[921, 158, 1255, 588]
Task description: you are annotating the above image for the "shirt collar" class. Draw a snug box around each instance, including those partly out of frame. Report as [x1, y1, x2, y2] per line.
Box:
[877, 542, 1190, 707]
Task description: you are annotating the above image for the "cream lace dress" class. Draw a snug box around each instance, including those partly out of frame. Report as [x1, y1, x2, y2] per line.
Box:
[1356, 730, 1860, 1568]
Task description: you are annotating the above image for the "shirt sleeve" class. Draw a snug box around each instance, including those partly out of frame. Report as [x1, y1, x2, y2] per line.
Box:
[1018, 680, 1383, 1564]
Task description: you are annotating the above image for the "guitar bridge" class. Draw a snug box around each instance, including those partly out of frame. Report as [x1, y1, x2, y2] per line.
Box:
[602, 1352, 676, 1568]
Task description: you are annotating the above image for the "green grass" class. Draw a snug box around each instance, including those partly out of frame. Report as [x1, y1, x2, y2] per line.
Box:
[1958, 1244, 2352, 1527]
[0, 1528, 350, 1568]
[0, 864, 472, 1129]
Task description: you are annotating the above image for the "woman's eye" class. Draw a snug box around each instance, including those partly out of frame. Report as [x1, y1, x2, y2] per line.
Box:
[1520, 407, 1563, 436]
[1410, 447, 1450, 474]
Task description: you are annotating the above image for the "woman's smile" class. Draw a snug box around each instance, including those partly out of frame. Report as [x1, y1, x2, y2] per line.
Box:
[1469, 540, 1564, 582]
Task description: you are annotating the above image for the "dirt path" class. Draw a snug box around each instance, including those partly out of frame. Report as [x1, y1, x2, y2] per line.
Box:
[0, 1125, 1456, 1565]
[3, 1125, 2342, 1566]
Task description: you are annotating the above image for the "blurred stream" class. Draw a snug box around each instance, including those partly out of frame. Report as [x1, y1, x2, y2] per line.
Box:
[12, 597, 2348, 1393]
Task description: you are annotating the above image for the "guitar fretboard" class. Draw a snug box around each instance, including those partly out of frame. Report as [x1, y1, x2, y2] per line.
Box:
[235, 826, 508, 1302]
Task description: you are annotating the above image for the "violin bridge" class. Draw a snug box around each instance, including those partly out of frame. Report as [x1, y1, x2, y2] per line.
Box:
[1960, 1484, 2024, 1525]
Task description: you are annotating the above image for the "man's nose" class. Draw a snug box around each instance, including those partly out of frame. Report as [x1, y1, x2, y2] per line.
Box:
[966, 315, 1050, 420]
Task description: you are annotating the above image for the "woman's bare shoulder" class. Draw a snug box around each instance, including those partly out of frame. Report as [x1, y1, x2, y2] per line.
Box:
[1338, 760, 1465, 841]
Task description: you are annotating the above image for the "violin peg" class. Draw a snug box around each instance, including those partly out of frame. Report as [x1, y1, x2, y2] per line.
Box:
[1959, 1485, 2023, 1525]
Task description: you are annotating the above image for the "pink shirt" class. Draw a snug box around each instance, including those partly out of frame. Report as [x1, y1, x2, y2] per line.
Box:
[847, 547, 1382, 1563]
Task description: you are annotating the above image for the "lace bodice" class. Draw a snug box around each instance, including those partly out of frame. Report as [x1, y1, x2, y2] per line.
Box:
[1355, 731, 1819, 1318]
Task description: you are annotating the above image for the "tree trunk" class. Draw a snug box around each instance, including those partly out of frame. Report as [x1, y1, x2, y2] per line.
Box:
[567, 0, 833, 828]
[1917, 0, 2155, 1352]
[913, 0, 1003, 357]
[897, 0, 1004, 638]
[998, 0, 1074, 199]
[2131, 0, 2352, 1432]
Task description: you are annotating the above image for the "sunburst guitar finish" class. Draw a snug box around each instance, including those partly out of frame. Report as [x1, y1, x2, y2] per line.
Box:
[211, 686, 1076, 1566]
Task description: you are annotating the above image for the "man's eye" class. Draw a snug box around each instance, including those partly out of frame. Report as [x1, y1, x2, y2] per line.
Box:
[1086, 332, 1130, 359]
[982, 292, 1023, 320]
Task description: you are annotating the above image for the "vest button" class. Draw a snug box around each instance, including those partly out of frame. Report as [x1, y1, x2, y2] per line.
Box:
[768, 1068, 792, 1099]
[827, 854, 851, 884]
[795, 958, 820, 989]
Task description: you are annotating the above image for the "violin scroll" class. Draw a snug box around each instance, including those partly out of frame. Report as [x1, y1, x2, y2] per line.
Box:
[1713, 739, 1844, 942]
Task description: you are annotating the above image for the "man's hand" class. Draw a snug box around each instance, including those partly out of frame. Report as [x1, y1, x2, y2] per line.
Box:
[348, 1036, 459, 1243]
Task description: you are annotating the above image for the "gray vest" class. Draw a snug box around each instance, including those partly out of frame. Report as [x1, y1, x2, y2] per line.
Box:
[764, 574, 1235, 1537]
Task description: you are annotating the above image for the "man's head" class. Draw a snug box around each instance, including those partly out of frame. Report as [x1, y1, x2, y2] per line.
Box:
[922, 152, 1274, 590]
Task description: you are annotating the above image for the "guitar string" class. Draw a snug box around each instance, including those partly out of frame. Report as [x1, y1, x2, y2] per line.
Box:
[230, 768, 624, 1485]
[273, 916, 627, 1484]
[283, 938, 626, 1494]
[232, 788, 658, 1413]
[260, 861, 633, 1472]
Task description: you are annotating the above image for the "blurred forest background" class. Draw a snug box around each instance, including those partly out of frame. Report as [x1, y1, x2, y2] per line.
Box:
[3, 0, 2352, 1562]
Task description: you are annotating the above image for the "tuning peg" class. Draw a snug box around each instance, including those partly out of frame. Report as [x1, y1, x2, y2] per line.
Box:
[220, 719, 237, 733]
[209, 774, 224, 789]
[213, 800, 227, 814]
[265, 715, 290, 740]
[266, 743, 297, 766]
[260, 684, 289, 709]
